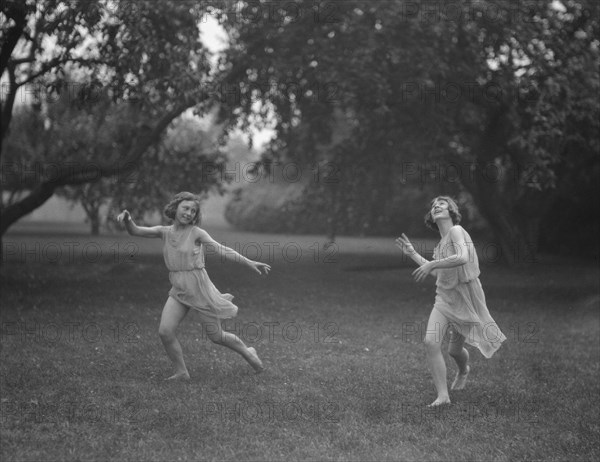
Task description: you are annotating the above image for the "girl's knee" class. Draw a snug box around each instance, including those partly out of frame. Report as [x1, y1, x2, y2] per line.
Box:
[449, 345, 469, 362]
[204, 322, 224, 344]
[423, 337, 442, 352]
[208, 333, 225, 345]
[448, 346, 462, 358]
[158, 326, 175, 340]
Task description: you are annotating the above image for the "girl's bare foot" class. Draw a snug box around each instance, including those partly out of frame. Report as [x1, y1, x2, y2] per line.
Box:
[165, 371, 190, 381]
[427, 396, 451, 407]
[247, 347, 264, 373]
[451, 365, 470, 390]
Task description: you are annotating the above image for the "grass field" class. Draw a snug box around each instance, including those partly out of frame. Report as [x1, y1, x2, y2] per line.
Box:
[1, 228, 599, 461]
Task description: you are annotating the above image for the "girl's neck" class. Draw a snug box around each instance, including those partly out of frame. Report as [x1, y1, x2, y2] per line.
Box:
[172, 222, 191, 231]
[436, 218, 454, 237]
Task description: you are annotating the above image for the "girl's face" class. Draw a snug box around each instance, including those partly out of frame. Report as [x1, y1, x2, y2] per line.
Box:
[430, 199, 451, 222]
[175, 200, 198, 225]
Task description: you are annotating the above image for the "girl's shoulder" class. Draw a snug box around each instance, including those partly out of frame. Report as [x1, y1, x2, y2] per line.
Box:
[449, 224, 468, 237]
[440, 225, 464, 241]
[449, 225, 477, 247]
[190, 226, 211, 240]
[158, 225, 171, 239]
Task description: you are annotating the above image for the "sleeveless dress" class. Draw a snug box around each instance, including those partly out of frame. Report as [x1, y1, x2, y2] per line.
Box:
[432, 225, 506, 358]
[161, 226, 238, 319]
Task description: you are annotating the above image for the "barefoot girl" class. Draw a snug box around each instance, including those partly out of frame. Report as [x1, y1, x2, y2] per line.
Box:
[395, 196, 506, 406]
[117, 192, 271, 380]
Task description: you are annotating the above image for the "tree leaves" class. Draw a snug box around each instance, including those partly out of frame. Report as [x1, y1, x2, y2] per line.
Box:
[217, 0, 599, 261]
[1, 1, 220, 235]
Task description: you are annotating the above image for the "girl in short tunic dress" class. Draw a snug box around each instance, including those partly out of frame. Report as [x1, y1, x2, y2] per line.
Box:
[118, 192, 271, 380]
[396, 196, 506, 406]
[163, 224, 238, 320]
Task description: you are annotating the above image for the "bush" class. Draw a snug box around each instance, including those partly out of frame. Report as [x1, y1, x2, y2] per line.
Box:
[224, 164, 487, 237]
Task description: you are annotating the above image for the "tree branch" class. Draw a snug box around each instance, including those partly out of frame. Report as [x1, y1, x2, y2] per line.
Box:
[0, 2, 28, 76]
[16, 56, 107, 88]
[0, 65, 18, 144]
[0, 101, 197, 235]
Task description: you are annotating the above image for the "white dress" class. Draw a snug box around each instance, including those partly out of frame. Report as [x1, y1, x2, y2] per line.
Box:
[432, 225, 506, 358]
[161, 226, 238, 319]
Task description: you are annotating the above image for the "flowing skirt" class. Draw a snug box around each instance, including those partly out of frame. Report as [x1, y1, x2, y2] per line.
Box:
[168, 268, 238, 319]
[433, 278, 506, 358]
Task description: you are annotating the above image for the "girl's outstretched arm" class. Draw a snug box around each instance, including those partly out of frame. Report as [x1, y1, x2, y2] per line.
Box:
[117, 210, 163, 238]
[195, 228, 271, 275]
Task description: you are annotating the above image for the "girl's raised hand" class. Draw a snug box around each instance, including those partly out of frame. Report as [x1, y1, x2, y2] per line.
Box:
[412, 261, 434, 283]
[116, 210, 131, 223]
[395, 233, 416, 255]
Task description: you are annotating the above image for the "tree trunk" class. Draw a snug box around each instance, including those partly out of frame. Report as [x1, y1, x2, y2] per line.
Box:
[90, 211, 100, 236]
[464, 164, 551, 267]
[477, 204, 538, 267]
[454, 105, 548, 267]
[325, 182, 339, 247]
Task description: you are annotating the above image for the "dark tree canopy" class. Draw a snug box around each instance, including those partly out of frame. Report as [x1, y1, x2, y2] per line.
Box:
[216, 0, 599, 264]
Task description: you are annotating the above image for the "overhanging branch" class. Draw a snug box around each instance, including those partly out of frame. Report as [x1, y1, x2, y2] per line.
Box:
[0, 100, 196, 235]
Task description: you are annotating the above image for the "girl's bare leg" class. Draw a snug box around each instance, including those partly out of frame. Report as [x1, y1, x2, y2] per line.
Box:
[198, 313, 264, 373]
[158, 297, 191, 380]
[448, 329, 470, 390]
[424, 308, 452, 406]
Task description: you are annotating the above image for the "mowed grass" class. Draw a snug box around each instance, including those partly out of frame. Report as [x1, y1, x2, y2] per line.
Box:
[1, 229, 599, 461]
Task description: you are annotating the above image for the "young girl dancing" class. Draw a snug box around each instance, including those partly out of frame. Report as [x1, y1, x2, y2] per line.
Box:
[395, 196, 506, 406]
[117, 191, 271, 380]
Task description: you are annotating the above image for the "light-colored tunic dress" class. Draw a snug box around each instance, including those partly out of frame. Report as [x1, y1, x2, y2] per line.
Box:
[162, 225, 238, 319]
[432, 225, 506, 358]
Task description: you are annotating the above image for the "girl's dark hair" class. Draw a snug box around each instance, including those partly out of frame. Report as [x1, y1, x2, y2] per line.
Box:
[164, 192, 202, 225]
[424, 196, 462, 230]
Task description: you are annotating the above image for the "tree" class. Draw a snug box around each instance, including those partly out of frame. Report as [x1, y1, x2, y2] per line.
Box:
[105, 115, 228, 228]
[216, 0, 599, 264]
[3, 83, 229, 234]
[1, 0, 216, 236]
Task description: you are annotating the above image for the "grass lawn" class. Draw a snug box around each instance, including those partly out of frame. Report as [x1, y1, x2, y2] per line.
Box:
[1, 228, 599, 461]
